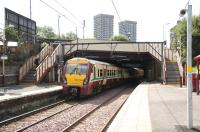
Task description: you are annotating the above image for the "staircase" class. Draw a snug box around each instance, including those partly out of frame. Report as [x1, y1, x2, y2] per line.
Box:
[20, 68, 36, 84]
[19, 44, 55, 84]
[163, 49, 183, 84]
[166, 62, 180, 83]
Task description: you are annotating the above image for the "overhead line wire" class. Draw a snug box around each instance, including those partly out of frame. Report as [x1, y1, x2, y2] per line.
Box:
[40, 0, 80, 28]
[111, 0, 121, 21]
[110, 0, 129, 38]
[53, 0, 82, 25]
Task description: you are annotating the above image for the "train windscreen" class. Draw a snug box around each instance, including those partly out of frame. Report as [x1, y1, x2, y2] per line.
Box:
[66, 64, 88, 74]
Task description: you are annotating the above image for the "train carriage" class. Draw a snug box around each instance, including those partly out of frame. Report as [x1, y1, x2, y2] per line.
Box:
[62, 57, 131, 98]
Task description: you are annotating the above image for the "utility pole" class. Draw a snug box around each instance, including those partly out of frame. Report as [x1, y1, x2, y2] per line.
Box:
[58, 15, 61, 38]
[30, 0, 32, 19]
[162, 23, 169, 84]
[187, 5, 193, 129]
[76, 27, 78, 57]
[83, 20, 85, 39]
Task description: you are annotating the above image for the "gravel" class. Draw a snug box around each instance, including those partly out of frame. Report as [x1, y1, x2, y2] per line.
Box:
[0, 85, 135, 132]
[70, 87, 133, 132]
[23, 87, 125, 132]
[0, 103, 75, 132]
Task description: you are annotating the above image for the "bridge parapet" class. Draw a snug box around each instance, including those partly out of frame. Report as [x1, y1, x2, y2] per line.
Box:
[63, 42, 164, 62]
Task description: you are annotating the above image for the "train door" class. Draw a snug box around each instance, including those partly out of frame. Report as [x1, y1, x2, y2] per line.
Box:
[103, 65, 107, 86]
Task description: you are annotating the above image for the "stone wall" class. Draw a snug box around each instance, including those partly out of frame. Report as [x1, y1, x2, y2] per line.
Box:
[0, 65, 19, 86]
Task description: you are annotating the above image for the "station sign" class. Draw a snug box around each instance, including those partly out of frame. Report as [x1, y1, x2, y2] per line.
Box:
[1, 55, 8, 60]
[5, 8, 36, 44]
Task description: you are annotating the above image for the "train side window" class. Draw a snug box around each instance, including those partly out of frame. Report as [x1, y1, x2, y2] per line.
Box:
[100, 69, 103, 77]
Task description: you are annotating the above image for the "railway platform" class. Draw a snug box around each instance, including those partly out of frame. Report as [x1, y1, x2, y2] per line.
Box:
[0, 84, 62, 102]
[107, 82, 200, 132]
[0, 84, 62, 121]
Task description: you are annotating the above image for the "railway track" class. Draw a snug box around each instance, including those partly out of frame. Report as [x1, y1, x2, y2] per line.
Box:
[62, 88, 133, 132]
[0, 85, 136, 132]
[0, 99, 65, 126]
[0, 100, 78, 132]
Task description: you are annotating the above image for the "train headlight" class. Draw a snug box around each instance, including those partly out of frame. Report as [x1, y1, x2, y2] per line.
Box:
[83, 77, 89, 85]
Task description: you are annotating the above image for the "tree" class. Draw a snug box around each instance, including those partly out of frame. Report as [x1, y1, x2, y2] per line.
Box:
[65, 32, 77, 40]
[37, 26, 57, 39]
[5, 26, 22, 43]
[110, 35, 128, 41]
[170, 15, 200, 65]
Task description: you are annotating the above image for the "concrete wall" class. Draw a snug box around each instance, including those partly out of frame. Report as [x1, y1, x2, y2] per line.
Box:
[145, 59, 161, 82]
[0, 89, 62, 121]
[0, 66, 19, 86]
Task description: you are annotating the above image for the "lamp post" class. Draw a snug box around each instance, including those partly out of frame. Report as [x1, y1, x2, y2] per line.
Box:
[180, 5, 193, 129]
[162, 23, 170, 84]
[58, 15, 61, 38]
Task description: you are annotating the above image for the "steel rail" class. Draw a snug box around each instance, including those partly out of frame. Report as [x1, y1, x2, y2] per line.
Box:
[0, 99, 66, 127]
[101, 96, 128, 132]
[15, 102, 79, 132]
[61, 88, 127, 132]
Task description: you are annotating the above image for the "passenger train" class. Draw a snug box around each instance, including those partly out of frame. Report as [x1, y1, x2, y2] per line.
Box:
[62, 57, 143, 98]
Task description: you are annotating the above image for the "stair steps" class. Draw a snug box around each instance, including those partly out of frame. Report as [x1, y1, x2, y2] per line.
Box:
[20, 68, 36, 84]
[166, 62, 180, 84]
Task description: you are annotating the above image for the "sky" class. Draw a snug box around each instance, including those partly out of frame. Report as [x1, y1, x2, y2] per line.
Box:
[0, 0, 200, 44]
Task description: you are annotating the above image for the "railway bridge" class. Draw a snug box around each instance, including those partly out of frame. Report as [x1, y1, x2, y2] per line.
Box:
[18, 40, 182, 85]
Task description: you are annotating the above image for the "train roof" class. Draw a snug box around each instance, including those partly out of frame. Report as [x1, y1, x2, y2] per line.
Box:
[67, 57, 112, 65]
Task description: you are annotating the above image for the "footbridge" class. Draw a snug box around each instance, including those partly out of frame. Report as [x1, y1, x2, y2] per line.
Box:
[18, 40, 182, 84]
[59, 40, 182, 83]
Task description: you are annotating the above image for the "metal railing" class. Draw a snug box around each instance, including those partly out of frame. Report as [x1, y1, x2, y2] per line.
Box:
[36, 44, 61, 82]
[63, 42, 163, 61]
[145, 43, 162, 61]
[164, 48, 177, 62]
[175, 51, 183, 86]
[19, 56, 35, 81]
[36, 45, 54, 63]
[19, 45, 53, 82]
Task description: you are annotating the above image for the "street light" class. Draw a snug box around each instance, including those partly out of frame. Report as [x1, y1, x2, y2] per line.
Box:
[162, 22, 170, 85]
[58, 15, 61, 38]
[180, 5, 193, 129]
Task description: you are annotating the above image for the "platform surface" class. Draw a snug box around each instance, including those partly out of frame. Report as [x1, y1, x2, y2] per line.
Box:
[107, 82, 200, 132]
[0, 84, 62, 102]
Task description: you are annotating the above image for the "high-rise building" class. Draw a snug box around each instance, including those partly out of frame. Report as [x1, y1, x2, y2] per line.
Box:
[119, 20, 137, 41]
[94, 14, 114, 40]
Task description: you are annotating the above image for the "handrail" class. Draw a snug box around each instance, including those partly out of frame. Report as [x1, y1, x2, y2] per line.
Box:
[19, 44, 53, 82]
[175, 51, 183, 77]
[164, 48, 177, 62]
[36, 45, 54, 62]
[163, 55, 167, 84]
[19, 56, 35, 81]
[36, 44, 61, 82]
[65, 44, 76, 55]
[145, 43, 162, 61]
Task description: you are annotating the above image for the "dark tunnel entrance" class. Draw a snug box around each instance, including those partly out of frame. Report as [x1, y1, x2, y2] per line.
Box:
[63, 50, 162, 82]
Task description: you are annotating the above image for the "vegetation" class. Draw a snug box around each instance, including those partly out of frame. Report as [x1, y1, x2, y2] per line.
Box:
[37, 26, 57, 39]
[5, 26, 21, 42]
[170, 15, 200, 65]
[64, 32, 77, 40]
[110, 35, 128, 41]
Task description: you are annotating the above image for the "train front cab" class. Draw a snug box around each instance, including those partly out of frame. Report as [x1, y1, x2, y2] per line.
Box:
[63, 60, 93, 97]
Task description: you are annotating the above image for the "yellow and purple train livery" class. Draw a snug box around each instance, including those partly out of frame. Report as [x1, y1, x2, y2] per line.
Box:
[62, 57, 131, 98]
